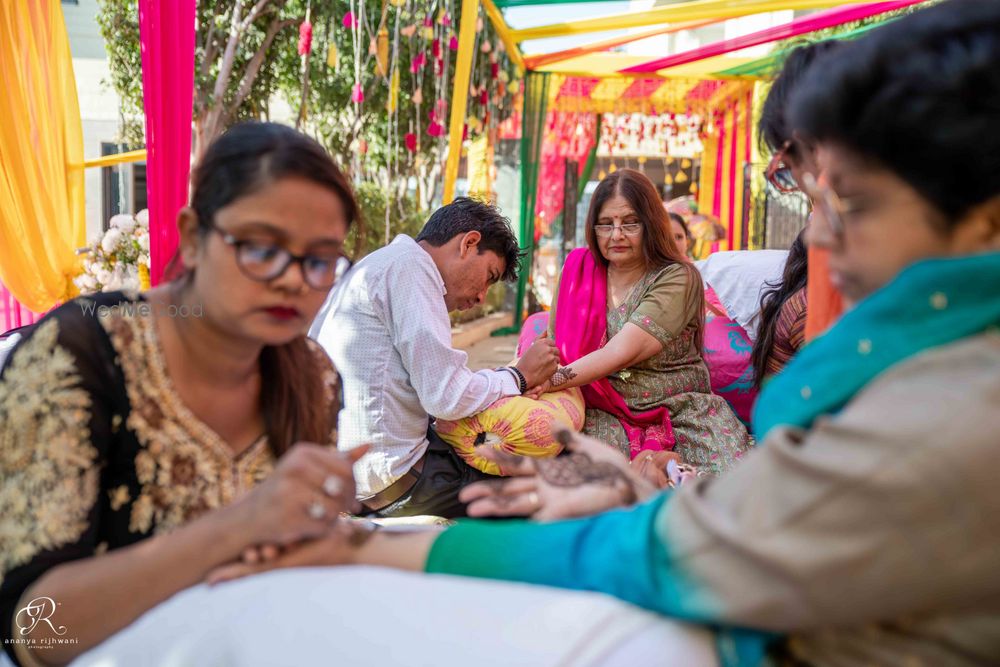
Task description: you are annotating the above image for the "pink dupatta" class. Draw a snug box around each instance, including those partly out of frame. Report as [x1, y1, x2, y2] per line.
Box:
[553, 248, 675, 459]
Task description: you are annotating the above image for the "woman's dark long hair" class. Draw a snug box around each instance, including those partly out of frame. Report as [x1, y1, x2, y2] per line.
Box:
[175, 122, 358, 457]
[585, 169, 705, 348]
[750, 230, 808, 389]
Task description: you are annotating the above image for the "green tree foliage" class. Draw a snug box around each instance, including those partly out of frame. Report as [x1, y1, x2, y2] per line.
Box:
[349, 181, 425, 258]
[96, 0, 520, 217]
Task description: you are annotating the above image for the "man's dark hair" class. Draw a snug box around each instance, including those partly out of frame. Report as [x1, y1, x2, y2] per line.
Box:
[758, 40, 842, 155]
[416, 197, 523, 282]
[789, 0, 1000, 223]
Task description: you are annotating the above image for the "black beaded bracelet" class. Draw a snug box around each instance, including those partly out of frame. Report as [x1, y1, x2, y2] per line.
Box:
[506, 366, 528, 394]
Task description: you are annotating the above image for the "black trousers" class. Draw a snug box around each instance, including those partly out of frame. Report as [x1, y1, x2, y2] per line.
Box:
[370, 426, 494, 519]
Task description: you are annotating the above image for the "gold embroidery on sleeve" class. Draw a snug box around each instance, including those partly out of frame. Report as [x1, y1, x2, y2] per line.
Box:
[109, 485, 131, 511]
[0, 319, 98, 584]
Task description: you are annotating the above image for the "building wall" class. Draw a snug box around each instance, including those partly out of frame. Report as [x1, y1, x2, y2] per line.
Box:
[62, 0, 124, 241]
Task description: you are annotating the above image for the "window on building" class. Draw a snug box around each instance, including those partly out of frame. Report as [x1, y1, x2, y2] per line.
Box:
[100, 142, 147, 229]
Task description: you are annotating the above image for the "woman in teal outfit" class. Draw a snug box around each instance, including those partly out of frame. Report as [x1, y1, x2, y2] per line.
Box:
[132, 3, 1000, 665]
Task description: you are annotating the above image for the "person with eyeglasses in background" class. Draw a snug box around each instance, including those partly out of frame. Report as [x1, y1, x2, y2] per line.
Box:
[760, 39, 848, 341]
[524, 169, 751, 488]
[0, 122, 368, 667]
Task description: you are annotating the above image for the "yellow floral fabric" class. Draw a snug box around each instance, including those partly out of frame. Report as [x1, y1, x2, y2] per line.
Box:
[435, 388, 585, 475]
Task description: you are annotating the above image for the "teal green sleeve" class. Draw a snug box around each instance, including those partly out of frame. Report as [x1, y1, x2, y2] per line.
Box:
[426, 495, 775, 667]
[427, 495, 702, 619]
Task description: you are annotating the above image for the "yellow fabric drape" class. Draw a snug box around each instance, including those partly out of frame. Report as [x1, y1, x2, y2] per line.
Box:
[0, 1, 85, 312]
[697, 135, 718, 219]
[718, 106, 734, 252]
[442, 0, 481, 204]
[732, 99, 750, 250]
[467, 135, 494, 199]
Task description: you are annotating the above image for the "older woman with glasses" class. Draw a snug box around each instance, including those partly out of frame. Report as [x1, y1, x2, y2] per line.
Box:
[0, 122, 363, 667]
[527, 169, 751, 484]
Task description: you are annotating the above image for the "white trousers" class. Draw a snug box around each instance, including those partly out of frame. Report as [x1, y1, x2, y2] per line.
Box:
[72, 567, 719, 667]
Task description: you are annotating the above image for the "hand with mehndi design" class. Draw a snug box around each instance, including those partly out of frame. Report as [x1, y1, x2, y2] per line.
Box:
[459, 429, 659, 521]
[548, 365, 578, 388]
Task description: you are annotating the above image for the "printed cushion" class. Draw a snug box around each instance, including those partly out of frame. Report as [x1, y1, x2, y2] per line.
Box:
[434, 387, 586, 475]
[702, 312, 756, 426]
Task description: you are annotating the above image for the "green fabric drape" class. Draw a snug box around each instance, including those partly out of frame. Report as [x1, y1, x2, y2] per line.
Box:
[496, 71, 550, 336]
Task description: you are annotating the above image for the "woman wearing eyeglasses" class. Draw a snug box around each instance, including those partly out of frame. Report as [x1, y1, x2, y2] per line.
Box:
[0, 122, 363, 667]
[530, 169, 751, 484]
[760, 40, 848, 343]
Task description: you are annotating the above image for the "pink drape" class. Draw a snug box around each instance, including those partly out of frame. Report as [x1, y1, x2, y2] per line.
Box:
[727, 103, 738, 250]
[1, 282, 41, 333]
[552, 248, 674, 458]
[138, 0, 196, 285]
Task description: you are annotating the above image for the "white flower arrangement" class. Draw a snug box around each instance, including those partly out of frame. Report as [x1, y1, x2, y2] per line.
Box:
[74, 209, 151, 294]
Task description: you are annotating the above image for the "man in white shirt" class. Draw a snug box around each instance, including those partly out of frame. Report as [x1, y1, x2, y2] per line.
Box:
[312, 198, 559, 517]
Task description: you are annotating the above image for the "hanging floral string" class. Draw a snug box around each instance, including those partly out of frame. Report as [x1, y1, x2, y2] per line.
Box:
[295, 0, 313, 129]
[384, 0, 405, 244]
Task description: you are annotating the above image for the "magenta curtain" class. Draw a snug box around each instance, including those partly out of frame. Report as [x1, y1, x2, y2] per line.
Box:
[138, 0, 196, 285]
[1, 281, 42, 333]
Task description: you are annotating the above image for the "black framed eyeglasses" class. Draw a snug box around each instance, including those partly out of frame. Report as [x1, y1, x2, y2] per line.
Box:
[594, 223, 643, 237]
[800, 172, 879, 239]
[765, 140, 800, 194]
[209, 225, 351, 291]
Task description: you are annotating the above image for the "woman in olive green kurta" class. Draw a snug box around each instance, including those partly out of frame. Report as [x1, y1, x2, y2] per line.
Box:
[584, 262, 750, 473]
[542, 169, 751, 478]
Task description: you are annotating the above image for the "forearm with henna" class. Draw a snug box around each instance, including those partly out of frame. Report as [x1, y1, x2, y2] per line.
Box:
[548, 325, 664, 392]
[549, 366, 578, 388]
